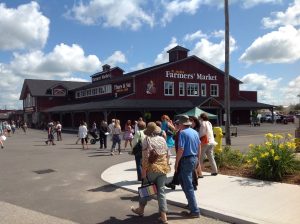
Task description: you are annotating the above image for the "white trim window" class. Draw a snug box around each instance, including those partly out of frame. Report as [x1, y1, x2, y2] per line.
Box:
[187, 83, 199, 96]
[92, 88, 98, 96]
[210, 84, 219, 97]
[201, 83, 206, 97]
[179, 82, 185, 96]
[164, 81, 174, 96]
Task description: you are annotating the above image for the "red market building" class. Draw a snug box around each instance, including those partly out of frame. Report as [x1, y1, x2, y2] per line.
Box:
[20, 46, 273, 128]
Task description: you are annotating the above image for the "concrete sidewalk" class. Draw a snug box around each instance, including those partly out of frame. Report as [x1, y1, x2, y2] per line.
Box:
[101, 158, 300, 224]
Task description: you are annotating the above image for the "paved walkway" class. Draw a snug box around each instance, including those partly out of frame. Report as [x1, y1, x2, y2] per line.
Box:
[0, 201, 79, 224]
[102, 158, 300, 224]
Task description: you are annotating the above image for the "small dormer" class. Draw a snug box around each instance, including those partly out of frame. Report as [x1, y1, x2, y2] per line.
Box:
[102, 64, 111, 71]
[167, 45, 189, 62]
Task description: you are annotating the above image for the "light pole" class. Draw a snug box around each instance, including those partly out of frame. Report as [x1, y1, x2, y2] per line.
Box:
[224, 0, 231, 145]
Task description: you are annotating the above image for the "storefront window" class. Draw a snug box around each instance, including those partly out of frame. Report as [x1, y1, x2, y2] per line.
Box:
[210, 84, 219, 97]
[201, 83, 206, 96]
[164, 81, 174, 96]
[92, 88, 98, 95]
[187, 83, 199, 96]
[87, 89, 91, 96]
[179, 82, 185, 96]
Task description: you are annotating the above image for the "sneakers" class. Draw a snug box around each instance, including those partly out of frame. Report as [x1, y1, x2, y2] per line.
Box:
[1, 145, 4, 149]
[181, 211, 200, 218]
[211, 173, 218, 176]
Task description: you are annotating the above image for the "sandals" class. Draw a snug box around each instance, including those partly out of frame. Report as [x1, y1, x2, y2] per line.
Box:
[131, 206, 144, 217]
[158, 217, 168, 224]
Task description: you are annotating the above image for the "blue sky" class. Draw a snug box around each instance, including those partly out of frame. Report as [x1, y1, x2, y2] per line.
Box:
[0, 0, 299, 109]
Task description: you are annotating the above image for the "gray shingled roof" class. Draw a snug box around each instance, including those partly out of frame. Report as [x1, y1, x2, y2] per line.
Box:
[44, 98, 273, 113]
[44, 99, 195, 112]
[19, 79, 89, 99]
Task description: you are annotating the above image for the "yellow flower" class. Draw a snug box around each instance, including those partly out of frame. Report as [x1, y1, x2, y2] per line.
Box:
[246, 159, 251, 164]
[264, 152, 269, 157]
[265, 133, 273, 140]
[260, 153, 266, 158]
[265, 142, 272, 147]
[289, 142, 296, 150]
[249, 144, 254, 148]
[287, 133, 292, 138]
[274, 134, 283, 140]
[270, 149, 275, 156]
[253, 157, 258, 162]
[274, 155, 280, 161]
[279, 143, 285, 150]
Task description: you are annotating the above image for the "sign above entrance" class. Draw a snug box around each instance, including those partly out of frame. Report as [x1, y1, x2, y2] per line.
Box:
[165, 70, 217, 81]
[92, 73, 111, 82]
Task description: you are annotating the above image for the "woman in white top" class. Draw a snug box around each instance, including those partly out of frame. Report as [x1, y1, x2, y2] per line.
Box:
[78, 121, 88, 150]
[199, 113, 218, 175]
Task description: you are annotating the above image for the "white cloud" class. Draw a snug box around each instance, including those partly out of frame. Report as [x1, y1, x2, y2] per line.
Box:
[65, 0, 154, 30]
[240, 25, 300, 64]
[183, 30, 207, 42]
[241, 0, 283, 9]
[0, 1, 49, 50]
[281, 75, 300, 104]
[130, 62, 147, 71]
[160, 0, 223, 25]
[104, 51, 127, 66]
[262, 0, 300, 28]
[161, 0, 202, 25]
[190, 30, 237, 68]
[0, 43, 101, 109]
[10, 43, 101, 79]
[240, 73, 282, 104]
[62, 77, 89, 82]
[0, 63, 23, 109]
[154, 37, 178, 64]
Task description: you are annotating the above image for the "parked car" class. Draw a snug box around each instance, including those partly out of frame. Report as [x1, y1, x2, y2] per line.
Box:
[275, 115, 295, 123]
[284, 115, 295, 123]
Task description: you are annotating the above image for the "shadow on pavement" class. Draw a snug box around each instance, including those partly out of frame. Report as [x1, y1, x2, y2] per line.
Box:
[229, 176, 273, 187]
[98, 212, 189, 224]
[87, 184, 118, 193]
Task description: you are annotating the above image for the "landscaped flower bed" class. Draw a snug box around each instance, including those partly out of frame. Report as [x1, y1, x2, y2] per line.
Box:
[205, 133, 300, 185]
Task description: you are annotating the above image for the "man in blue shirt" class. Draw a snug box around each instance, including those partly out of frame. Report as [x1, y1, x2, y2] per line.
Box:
[175, 115, 201, 218]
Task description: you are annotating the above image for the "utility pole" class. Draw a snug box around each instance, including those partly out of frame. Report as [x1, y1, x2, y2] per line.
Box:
[224, 0, 231, 145]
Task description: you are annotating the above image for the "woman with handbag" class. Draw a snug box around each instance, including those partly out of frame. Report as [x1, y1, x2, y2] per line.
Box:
[131, 121, 146, 181]
[131, 122, 170, 224]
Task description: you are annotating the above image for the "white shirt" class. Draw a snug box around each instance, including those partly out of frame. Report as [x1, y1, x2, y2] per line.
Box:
[78, 125, 88, 138]
[200, 120, 217, 145]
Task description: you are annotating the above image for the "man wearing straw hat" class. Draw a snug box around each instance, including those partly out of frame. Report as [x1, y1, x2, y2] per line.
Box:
[175, 115, 201, 218]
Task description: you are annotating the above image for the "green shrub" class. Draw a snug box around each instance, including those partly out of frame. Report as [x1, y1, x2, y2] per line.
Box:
[246, 133, 297, 181]
[215, 146, 244, 168]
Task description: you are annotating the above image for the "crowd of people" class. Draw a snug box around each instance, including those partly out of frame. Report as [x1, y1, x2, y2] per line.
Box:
[0, 120, 28, 149]
[2, 114, 217, 223]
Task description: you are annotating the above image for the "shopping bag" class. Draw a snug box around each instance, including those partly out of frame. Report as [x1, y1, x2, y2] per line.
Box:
[0, 135, 6, 141]
[138, 183, 157, 198]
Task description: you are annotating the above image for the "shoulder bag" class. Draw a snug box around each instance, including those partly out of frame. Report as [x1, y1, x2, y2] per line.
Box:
[138, 176, 157, 198]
